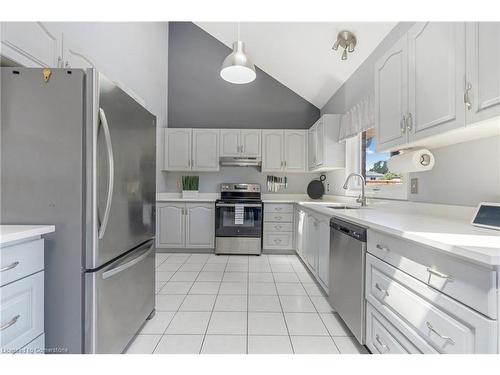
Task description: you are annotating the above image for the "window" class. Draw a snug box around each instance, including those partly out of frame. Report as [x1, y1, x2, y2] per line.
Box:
[361, 128, 402, 187]
[344, 128, 408, 200]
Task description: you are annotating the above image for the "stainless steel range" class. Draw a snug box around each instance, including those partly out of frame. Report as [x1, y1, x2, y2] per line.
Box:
[215, 183, 263, 255]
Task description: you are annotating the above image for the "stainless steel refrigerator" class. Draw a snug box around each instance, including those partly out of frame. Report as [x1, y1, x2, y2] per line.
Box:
[1, 67, 156, 353]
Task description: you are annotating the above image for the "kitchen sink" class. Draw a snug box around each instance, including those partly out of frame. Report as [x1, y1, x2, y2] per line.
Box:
[327, 205, 360, 210]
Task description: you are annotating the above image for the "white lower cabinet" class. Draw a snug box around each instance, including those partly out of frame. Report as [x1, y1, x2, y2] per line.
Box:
[156, 202, 214, 249]
[366, 253, 497, 354]
[295, 206, 330, 292]
[263, 203, 294, 251]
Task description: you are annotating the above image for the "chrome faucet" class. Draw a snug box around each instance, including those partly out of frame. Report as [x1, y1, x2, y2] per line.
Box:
[342, 173, 367, 206]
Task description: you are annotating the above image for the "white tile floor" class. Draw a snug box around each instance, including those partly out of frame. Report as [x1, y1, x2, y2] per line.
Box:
[126, 252, 369, 354]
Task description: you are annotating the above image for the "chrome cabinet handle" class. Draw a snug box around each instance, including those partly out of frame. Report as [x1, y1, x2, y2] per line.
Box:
[274, 238, 282, 243]
[406, 113, 413, 132]
[275, 207, 282, 211]
[400, 115, 406, 133]
[1, 315, 20, 331]
[0, 261, 19, 272]
[284, 160, 287, 167]
[57, 56, 63, 67]
[275, 216, 282, 220]
[375, 334, 389, 353]
[376, 244, 390, 252]
[98, 108, 114, 240]
[375, 283, 389, 296]
[64, 60, 70, 68]
[275, 225, 282, 230]
[427, 267, 453, 281]
[464, 83, 472, 110]
[426, 321, 455, 345]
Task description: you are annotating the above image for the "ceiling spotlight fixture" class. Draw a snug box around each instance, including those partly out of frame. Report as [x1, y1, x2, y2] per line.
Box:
[220, 23, 256, 84]
[332, 30, 357, 61]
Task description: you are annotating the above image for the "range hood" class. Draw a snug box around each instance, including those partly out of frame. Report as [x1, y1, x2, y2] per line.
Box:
[220, 156, 262, 168]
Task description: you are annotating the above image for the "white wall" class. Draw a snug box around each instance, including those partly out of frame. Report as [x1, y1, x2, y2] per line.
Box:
[46, 22, 169, 191]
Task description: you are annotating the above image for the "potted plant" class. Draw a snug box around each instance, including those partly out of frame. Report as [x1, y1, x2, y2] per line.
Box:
[182, 175, 199, 199]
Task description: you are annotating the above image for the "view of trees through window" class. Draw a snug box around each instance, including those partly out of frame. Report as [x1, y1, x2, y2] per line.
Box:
[361, 128, 402, 186]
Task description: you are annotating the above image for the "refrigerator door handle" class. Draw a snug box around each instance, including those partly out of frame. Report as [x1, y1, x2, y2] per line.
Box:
[98, 108, 114, 240]
[101, 241, 153, 280]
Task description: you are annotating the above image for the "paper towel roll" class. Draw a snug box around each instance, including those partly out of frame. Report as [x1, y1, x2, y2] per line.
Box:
[387, 148, 435, 173]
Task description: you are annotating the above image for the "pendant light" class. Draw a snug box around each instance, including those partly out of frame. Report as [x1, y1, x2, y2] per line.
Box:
[332, 30, 357, 61]
[220, 23, 256, 84]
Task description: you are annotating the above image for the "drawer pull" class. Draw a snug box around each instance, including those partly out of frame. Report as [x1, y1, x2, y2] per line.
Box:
[275, 207, 282, 211]
[275, 216, 282, 220]
[375, 334, 389, 353]
[425, 321, 455, 345]
[274, 239, 282, 243]
[375, 283, 389, 296]
[426, 268, 453, 281]
[376, 244, 390, 252]
[275, 225, 282, 230]
[0, 314, 20, 331]
[0, 261, 20, 272]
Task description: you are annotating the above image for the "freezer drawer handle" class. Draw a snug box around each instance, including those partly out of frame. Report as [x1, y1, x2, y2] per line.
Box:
[102, 244, 153, 280]
[1, 315, 20, 331]
[98, 108, 115, 240]
[0, 261, 19, 272]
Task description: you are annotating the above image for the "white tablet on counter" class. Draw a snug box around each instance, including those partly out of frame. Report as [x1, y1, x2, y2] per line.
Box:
[472, 202, 500, 230]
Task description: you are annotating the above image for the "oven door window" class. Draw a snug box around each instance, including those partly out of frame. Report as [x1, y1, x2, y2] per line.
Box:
[216, 206, 262, 237]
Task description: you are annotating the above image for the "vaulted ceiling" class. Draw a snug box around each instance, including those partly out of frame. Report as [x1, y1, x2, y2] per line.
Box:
[195, 22, 396, 108]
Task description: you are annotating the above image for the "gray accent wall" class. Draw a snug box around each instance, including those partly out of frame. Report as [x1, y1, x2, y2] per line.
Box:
[168, 22, 319, 129]
[320, 22, 500, 207]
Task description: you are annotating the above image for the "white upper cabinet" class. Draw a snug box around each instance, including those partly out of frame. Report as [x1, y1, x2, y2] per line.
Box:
[284, 130, 307, 172]
[262, 130, 284, 172]
[465, 22, 500, 125]
[192, 129, 219, 171]
[220, 129, 240, 157]
[164, 128, 192, 170]
[308, 115, 345, 171]
[62, 36, 96, 69]
[240, 129, 261, 157]
[0, 22, 62, 67]
[185, 203, 215, 248]
[408, 22, 465, 141]
[375, 36, 408, 151]
[220, 129, 261, 157]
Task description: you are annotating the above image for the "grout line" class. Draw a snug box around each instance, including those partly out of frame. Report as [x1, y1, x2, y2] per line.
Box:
[199, 254, 229, 354]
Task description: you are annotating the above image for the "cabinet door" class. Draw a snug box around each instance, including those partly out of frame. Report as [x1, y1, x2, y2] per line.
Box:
[220, 129, 240, 157]
[317, 219, 330, 288]
[296, 209, 306, 258]
[192, 129, 219, 171]
[0, 22, 62, 67]
[408, 22, 465, 141]
[185, 203, 215, 248]
[157, 203, 185, 248]
[165, 129, 191, 171]
[241, 129, 261, 157]
[375, 36, 408, 151]
[465, 22, 500, 125]
[284, 130, 307, 172]
[62, 39, 95, 69]
[262, 130, 284, 172]
[315, 120, 325, 167]
[308, 126, 316, 169]
[305, 213, 318, 273]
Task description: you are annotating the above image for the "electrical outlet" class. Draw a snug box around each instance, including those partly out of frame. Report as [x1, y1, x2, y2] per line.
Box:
[327, 183, 330, 192]
[411, 178, 418, 194]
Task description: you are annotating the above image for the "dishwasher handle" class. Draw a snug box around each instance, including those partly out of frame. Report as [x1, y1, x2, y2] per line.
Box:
[330, 218, 367, 242]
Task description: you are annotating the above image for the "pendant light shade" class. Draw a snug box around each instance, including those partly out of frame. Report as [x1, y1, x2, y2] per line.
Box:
[220, 40, 256, 84]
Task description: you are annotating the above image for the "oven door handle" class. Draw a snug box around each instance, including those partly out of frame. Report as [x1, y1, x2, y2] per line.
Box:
[216, 203, 262, 208]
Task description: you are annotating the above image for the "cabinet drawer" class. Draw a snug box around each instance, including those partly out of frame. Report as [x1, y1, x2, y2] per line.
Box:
[366, 303, 421, 354]
[264, 203, 294, 214]
[264, 222, 293, 232]
[367, 229, 497, 318]
[1, 239, 44, 287]
[264, 212, 293, 223]
[1, 271, 44, 353]
[263, 232, 293, 250]
[366, 254, 497, 353]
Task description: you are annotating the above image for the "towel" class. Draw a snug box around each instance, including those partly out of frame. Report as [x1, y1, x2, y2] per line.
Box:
[234, 204, 244, 225]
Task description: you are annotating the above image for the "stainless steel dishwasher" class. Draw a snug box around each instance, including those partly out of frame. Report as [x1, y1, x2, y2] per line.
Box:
[328, 217, 367, 345]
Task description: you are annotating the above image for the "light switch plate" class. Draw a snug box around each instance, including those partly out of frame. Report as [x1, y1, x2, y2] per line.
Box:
[411, 178, 418, 194]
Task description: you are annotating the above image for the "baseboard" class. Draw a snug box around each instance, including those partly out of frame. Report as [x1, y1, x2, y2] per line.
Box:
[155, 248, 214, 254]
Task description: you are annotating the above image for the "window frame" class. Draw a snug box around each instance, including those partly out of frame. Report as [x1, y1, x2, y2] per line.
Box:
[343, 131, 408, 201]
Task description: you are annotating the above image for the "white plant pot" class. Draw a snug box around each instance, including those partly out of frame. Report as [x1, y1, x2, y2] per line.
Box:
[182, 190, 199, 199]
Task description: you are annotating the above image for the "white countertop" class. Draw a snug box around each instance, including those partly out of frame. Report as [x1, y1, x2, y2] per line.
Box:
[156, 192, 219, 202]
[0, 225, 55, 245]
[297, 201, 500, 267]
